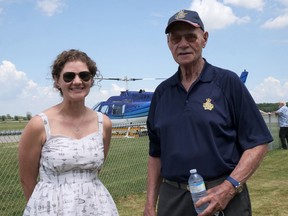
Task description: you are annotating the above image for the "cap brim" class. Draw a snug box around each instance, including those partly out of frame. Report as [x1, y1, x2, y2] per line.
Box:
[165, 20, 201, 34]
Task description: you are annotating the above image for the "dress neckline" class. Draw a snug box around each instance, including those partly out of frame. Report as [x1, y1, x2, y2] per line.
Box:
[49, 132, 99, 141]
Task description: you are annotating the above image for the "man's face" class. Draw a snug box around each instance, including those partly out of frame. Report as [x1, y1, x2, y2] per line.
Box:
[167, 22, 208, 67]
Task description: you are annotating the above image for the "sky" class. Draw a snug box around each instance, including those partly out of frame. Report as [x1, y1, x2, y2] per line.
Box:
[0, 0, 288, 116]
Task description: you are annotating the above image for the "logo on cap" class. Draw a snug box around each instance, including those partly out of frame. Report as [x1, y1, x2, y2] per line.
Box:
[175, 10, 187, 20]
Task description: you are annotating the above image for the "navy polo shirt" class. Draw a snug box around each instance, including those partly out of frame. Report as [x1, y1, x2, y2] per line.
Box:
[147, 60, 273, 182]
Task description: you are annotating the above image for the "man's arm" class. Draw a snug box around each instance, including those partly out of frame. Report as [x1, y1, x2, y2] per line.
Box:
[143, 156, 163, 216]
[197, 144, 269, 216]
[228, 144, 268, 184]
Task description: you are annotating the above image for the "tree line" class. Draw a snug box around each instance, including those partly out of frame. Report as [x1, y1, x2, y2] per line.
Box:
[1, 112, 32, 122]
[257, 103, 280, 113]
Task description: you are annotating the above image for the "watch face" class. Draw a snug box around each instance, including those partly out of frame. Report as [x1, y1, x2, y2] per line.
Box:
[236, 185, 244, 193]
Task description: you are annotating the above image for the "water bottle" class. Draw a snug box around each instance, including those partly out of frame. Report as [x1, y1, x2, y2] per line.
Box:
[188, 169, 209, 214]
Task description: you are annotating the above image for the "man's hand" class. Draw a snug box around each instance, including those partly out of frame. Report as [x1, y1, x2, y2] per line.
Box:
[196, 181, 235, 216]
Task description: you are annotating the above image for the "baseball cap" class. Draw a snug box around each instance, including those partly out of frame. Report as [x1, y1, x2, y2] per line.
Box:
[165, 9, 205, 34]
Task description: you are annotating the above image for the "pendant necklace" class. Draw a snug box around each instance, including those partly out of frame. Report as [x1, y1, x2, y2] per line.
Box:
[72, 108, 87, 133]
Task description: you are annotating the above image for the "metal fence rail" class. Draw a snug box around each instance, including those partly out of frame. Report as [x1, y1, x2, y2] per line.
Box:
[0, 116, 281, 215]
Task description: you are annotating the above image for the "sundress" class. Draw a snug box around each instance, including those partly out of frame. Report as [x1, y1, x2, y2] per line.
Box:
[23, 112, 119, 216]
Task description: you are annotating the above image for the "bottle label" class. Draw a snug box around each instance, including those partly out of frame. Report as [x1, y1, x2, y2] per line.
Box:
[190, 182, 206, 193]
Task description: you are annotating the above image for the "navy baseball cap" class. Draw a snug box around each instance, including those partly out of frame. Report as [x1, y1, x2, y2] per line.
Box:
[165, 10, 205, 34]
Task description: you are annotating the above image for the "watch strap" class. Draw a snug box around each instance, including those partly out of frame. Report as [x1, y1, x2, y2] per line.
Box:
[226, 176, 240, 188]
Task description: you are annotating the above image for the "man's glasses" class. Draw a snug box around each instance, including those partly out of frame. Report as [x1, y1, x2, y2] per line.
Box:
[169, 33, 198, 45]
[62, 71, 92, 83]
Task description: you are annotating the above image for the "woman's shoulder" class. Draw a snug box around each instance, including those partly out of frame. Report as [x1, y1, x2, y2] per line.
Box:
[26, 114, 45, 129]
[102, 113, 112, 128]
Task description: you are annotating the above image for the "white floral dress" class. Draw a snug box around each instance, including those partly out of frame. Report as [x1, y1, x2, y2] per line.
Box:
[23, 112, 119, 216]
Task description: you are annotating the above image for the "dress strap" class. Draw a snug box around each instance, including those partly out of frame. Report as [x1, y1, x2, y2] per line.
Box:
[37, 113, 51, 139]
[96, 112, 103, 135]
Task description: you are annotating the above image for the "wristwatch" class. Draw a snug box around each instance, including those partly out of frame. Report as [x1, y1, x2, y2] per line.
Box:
[226, 176, 243, 194]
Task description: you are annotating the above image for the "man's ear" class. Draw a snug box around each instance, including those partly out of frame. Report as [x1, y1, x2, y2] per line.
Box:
[203, 31, 209, 48]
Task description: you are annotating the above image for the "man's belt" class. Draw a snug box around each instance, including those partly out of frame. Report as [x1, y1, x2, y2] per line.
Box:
[163, 179, 190, 191]
[163, 175, 228, 191]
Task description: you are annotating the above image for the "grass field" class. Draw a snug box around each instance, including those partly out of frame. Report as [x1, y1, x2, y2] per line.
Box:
[115, 150, 288, 216]
[0, 120, 286, 216]
[0, 121, 27, 130]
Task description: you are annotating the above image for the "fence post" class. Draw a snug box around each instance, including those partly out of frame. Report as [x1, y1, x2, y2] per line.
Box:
[268, 113, 273, 150]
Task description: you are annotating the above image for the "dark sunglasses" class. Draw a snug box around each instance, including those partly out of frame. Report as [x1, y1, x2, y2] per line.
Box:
[62, 71, 92, 83]
[169, 33, 198, 45]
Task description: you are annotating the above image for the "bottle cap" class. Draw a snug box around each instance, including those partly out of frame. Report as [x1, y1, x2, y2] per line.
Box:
[190, 169, 197, 174]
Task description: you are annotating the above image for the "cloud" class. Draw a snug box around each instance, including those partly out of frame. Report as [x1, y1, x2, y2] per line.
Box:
[262, 13, 288, 29]
[250, 76, 288, 103]
[0, 60, 128, 116]
[0, 60, 27, 100]
[224, 0, 265, 11]
[189, 0, 250, 31]
[0, 60, 59, 116]
[260, 0, 288, 29]
[36, 0, 65, 16]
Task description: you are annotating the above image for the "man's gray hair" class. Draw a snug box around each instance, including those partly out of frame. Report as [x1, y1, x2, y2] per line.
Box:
[279, 101, 286, 106]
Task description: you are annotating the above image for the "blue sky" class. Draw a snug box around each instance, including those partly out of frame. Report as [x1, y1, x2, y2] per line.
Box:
[0, 0, 288, 116]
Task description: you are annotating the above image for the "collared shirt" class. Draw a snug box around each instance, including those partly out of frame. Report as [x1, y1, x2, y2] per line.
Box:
[276, 105, 288, 127]
[147, 60, 273, 182]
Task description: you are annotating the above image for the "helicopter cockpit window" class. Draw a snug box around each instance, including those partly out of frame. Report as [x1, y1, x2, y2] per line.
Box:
[112, 104, 125, 115]
[98, 105, 109, 114]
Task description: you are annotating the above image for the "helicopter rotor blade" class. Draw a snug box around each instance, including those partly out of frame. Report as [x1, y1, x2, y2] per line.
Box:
[95, 77, 165, 81]
[141, 78, 166, 80]
[94, 77, 166, 90]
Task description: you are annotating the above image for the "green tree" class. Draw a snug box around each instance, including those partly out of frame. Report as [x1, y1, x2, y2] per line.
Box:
[26, 112, 32, 120]
[257, 103, 279, 112]
[1, 115, 6, 121]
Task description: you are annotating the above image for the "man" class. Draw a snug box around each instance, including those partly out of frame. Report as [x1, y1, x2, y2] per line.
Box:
[143, 10, 273, 216]
[274, 101, 288, 149]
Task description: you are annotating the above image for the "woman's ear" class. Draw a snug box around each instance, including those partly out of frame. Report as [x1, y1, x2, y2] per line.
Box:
[53, 75, 60, 89]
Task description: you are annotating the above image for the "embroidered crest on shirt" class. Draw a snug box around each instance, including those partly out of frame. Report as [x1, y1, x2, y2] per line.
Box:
[203, 98, 214, 111]
[175, 10, 187, 20]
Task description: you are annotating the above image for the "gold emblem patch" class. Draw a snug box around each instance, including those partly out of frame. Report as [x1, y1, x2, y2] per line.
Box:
[203, 98, 214, 111]
[175, 10, 187, 20]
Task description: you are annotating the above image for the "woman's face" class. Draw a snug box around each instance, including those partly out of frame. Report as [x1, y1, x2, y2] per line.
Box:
[56, 60, 92, 101]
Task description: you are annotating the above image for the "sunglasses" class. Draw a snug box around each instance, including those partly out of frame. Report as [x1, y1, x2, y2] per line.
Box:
[169, 33, 198, 45]
[62, 71, 92, 83]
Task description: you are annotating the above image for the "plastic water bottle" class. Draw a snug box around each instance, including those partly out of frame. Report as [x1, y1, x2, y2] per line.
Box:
[188, 169, 209, 214]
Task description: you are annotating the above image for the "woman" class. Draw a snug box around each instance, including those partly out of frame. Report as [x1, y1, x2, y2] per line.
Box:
[18, 49, 119, 215]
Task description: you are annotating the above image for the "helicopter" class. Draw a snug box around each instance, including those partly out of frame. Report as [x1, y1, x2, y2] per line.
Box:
[92, 76, 163, 126]
[92, 89, 153, 126]
[93, 70, 249, 126]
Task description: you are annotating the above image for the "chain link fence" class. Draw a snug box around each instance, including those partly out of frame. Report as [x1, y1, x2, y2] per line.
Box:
[0, 115, 281, 215]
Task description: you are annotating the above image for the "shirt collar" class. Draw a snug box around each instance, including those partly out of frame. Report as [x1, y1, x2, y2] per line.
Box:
[172, 58, 215, 86]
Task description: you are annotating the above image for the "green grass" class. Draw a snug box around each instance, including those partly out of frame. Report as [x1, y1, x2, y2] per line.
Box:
[0, 142, 26, 215]
[0, 121, 28, 130]
[99, 137, 148, 199]
[248, 150, 288, 216]
[116, 150, 288, 216]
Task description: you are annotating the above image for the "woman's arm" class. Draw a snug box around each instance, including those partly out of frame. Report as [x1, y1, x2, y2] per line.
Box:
[102, 114, 112, 159]
[18, 116, 45, 201]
